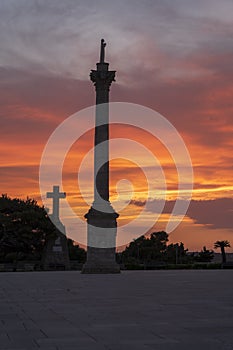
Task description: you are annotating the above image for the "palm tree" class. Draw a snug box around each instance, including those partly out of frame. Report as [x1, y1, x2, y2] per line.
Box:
[214, 240, 231, 264]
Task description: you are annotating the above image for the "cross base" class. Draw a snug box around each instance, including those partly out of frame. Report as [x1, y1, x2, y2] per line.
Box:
[42, 232, 70, 271]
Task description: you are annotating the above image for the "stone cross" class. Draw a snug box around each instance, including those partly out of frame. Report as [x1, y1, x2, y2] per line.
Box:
[46, 185, 66, 222]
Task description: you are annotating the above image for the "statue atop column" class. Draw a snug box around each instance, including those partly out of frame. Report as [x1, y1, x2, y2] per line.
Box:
[100, 38, 106, 63]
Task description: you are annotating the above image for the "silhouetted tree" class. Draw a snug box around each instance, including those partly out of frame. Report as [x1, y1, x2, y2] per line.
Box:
[165, 242, 190, 264]
[122, 231, 191, 266]
[214, 240, 231, 264]
[122, 231, 169, 264]
[0, 194, 57, 262]
[194, 246, 214, 262]
[67, 238, 86, 262]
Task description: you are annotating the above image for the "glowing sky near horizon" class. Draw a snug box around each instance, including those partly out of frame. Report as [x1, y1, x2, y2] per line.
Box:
[0, 0, 232, 251]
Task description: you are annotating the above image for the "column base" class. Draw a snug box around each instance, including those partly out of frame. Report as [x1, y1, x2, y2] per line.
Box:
[82, 246, 120, 274]
[82, 262, 120, 274]
[82, 205, 120, 274]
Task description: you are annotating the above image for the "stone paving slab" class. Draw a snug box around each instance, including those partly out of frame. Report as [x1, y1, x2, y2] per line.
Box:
[0, 270, 233, 349]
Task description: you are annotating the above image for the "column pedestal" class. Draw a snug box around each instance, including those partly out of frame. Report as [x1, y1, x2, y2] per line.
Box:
[82, 206, 120, 273]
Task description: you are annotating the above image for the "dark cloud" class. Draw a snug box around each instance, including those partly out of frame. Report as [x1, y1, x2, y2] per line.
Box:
[0, 67, 93, 116]
[0, 67, 94, 146]
[130, 198, 233, 230]
[187, 198, 233, 229]
[129, 199, 146, 207]
[0, 0, 233, 80]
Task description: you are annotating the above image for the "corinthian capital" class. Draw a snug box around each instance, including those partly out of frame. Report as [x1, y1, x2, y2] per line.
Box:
[90, 70, 116, 91]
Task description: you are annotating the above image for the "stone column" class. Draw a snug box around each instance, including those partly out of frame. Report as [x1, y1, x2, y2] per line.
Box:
[82, 39, 120, 273]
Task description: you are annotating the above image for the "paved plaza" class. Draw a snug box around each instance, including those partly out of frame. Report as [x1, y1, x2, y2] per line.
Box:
[0, 270, 233, 350]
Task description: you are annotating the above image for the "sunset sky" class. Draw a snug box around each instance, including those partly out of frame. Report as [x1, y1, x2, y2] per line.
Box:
[0, 0, 232, 251]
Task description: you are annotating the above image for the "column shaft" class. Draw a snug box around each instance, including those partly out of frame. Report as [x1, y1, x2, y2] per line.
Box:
[94, 89, 110, 203]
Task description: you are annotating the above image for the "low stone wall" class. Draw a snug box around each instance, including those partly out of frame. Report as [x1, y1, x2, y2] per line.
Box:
[0, 260, 84, 272]
[0, 261, 40, 272]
